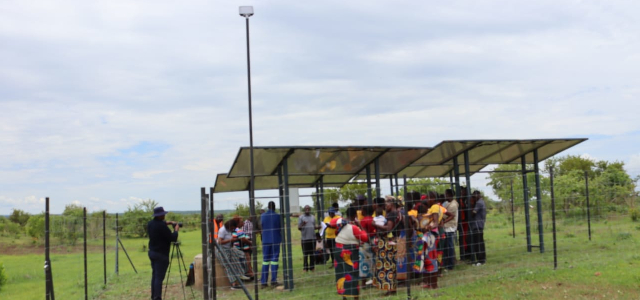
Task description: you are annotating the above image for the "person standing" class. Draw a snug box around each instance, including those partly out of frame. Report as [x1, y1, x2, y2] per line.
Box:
[260, 201, 282, 287]
[298, 205, 319, 272]
[443, 189, 458, 270]
[470, 191, 487, 265]
[359, 204, 376, 286]
[147, 207, 179, 300]
[323, 207, 340, 268]
[373, 199, 403, 297]
[333, 207, 369, 300]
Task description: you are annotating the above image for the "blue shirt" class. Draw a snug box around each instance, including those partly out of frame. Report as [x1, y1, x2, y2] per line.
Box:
[260, 210, 282, 244]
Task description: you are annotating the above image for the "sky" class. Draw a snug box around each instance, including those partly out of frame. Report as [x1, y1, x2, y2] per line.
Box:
[1, 1, 639, 215]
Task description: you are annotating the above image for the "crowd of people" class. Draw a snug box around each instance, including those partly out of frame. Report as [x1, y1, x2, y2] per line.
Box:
[210, 189, 487, 299]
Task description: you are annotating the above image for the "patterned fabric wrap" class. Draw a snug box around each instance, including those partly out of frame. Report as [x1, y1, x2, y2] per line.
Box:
[359, 242, 373, 278]
[373, 237, 397, 291]
[396, 233, 408, 280]
[334, 243, 360, 297]
[413, 230, 438, 274]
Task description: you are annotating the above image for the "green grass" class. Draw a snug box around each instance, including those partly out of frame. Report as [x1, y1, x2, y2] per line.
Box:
[1, 213, 640, 299]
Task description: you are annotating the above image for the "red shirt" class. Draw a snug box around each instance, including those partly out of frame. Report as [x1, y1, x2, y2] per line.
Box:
[360, 216, 376, 240]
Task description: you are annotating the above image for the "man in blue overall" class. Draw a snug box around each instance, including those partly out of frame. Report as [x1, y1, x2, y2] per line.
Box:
[260, 201, 282, 288]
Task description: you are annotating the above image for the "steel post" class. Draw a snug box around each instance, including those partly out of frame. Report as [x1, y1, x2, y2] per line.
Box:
[550, 167, 558, 269]
[533, 149, 545, 253]
[277, 167, 289, 290]
[585, 171, 591, 241]
[510, 180, 515, 238]
[200, 188, 209, 299]
[374, 158, 381, 199]
[83, 207, 88, 300]
[366, 165, 373, 203]
[283, 159, 294, 290]
[522, 156, 532, 252]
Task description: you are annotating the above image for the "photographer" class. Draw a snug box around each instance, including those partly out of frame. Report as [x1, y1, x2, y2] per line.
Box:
[147, 207, 180, 300]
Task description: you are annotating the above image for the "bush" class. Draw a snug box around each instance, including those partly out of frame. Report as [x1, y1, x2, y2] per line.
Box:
[9, 209, 30, 227]
[26, 214, 45, 241]
[630, 208, 640, 222]
[0, 262, 7, 291]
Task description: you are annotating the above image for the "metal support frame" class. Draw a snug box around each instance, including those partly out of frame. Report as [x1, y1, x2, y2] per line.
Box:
[521, 156, 532, 252]
[533, 149, 545, 253]
[510, 180, 515, 238]
[389, 177, 394, 196]
[394, 174, 400, 196]
[210, 190, 217, 300]
[277, 167, 289, 290]
[453, 157, 465, 261]
[200, 188, 209, 299]
[103, 210, 106, 286]
[403, 175, 411, 299]
[463, 151, 472, 262]
[550, 167, 558, 269]
[585, 171, 592, 241]
[45, 197, 55, 300]
[83, 207, 88, 300]
[365, 165, 373, 203]
[282, 158, 294, 290]
[374, 157, 381, 198]
[449, 171, 454, 192]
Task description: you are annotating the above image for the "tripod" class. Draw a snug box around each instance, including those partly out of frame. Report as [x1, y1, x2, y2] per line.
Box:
[164, 241, 196, 300]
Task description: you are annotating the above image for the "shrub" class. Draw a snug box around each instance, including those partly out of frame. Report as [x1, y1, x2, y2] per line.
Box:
[630, 208, 640, 222]
[0, 262, 7, 291]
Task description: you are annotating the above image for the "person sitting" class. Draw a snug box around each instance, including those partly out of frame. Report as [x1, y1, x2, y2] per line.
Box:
[217, 219, 250, 290]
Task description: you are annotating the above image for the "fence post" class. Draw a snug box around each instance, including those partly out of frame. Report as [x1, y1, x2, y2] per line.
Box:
[84, 207, 88, 300]
[45, 197, 56, 300]
[585, 171, 591, 241]
[103, 210, 107, 286]
[115, 213, 119, 275]
[510, 180, 515, 238]
[550, 167, 558, 270]
[200, 188, 209, 300]
[403, 175, 411, 300]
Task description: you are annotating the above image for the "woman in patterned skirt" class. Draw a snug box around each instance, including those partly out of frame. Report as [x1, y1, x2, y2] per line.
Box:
[373, 198, 403, 297]
[333, 207, 369, 299]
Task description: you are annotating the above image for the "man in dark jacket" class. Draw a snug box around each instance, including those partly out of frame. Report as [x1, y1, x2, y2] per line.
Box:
[147, 207, 179, 300]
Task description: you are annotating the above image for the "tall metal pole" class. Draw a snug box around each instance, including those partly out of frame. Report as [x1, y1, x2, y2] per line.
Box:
[243, 12, 260, 300]
[83, 207, 88, 300]
[585, 171, 591, 241]
[103, 210, 107, 285]
[550, 167, 558, 269]
[449, 171, 454, 192]
[533, 149, 545, 253]
[521, 156, 532, 252]
[453, 156, 464, 260]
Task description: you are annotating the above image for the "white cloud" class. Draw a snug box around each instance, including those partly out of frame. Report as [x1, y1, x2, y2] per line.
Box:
[1, 0, 640, 213]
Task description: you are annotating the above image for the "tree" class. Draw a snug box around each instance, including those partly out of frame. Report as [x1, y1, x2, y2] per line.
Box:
[121, 199, 159, 238]
[26, 213, 45, 241]
[9, 209, 30, 227]
[234, 201, 264, 218]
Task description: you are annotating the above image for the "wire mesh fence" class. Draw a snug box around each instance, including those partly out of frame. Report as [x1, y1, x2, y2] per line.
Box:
[16, 166, 637, 299]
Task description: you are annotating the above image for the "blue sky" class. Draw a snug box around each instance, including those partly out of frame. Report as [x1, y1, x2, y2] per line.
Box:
[1, 1, 639, 214]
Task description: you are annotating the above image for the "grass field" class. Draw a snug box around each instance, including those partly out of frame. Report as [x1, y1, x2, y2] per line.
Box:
[1, 212, 639, 300]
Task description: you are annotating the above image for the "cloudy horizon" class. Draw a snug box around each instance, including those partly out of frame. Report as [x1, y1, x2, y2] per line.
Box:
[1, 1, 639, 215]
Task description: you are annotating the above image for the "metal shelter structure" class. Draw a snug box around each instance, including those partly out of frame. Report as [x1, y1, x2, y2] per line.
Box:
[202, 138, 587, 297]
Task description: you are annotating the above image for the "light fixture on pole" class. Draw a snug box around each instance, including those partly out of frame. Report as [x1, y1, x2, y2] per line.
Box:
[239, 5, 259, 300]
